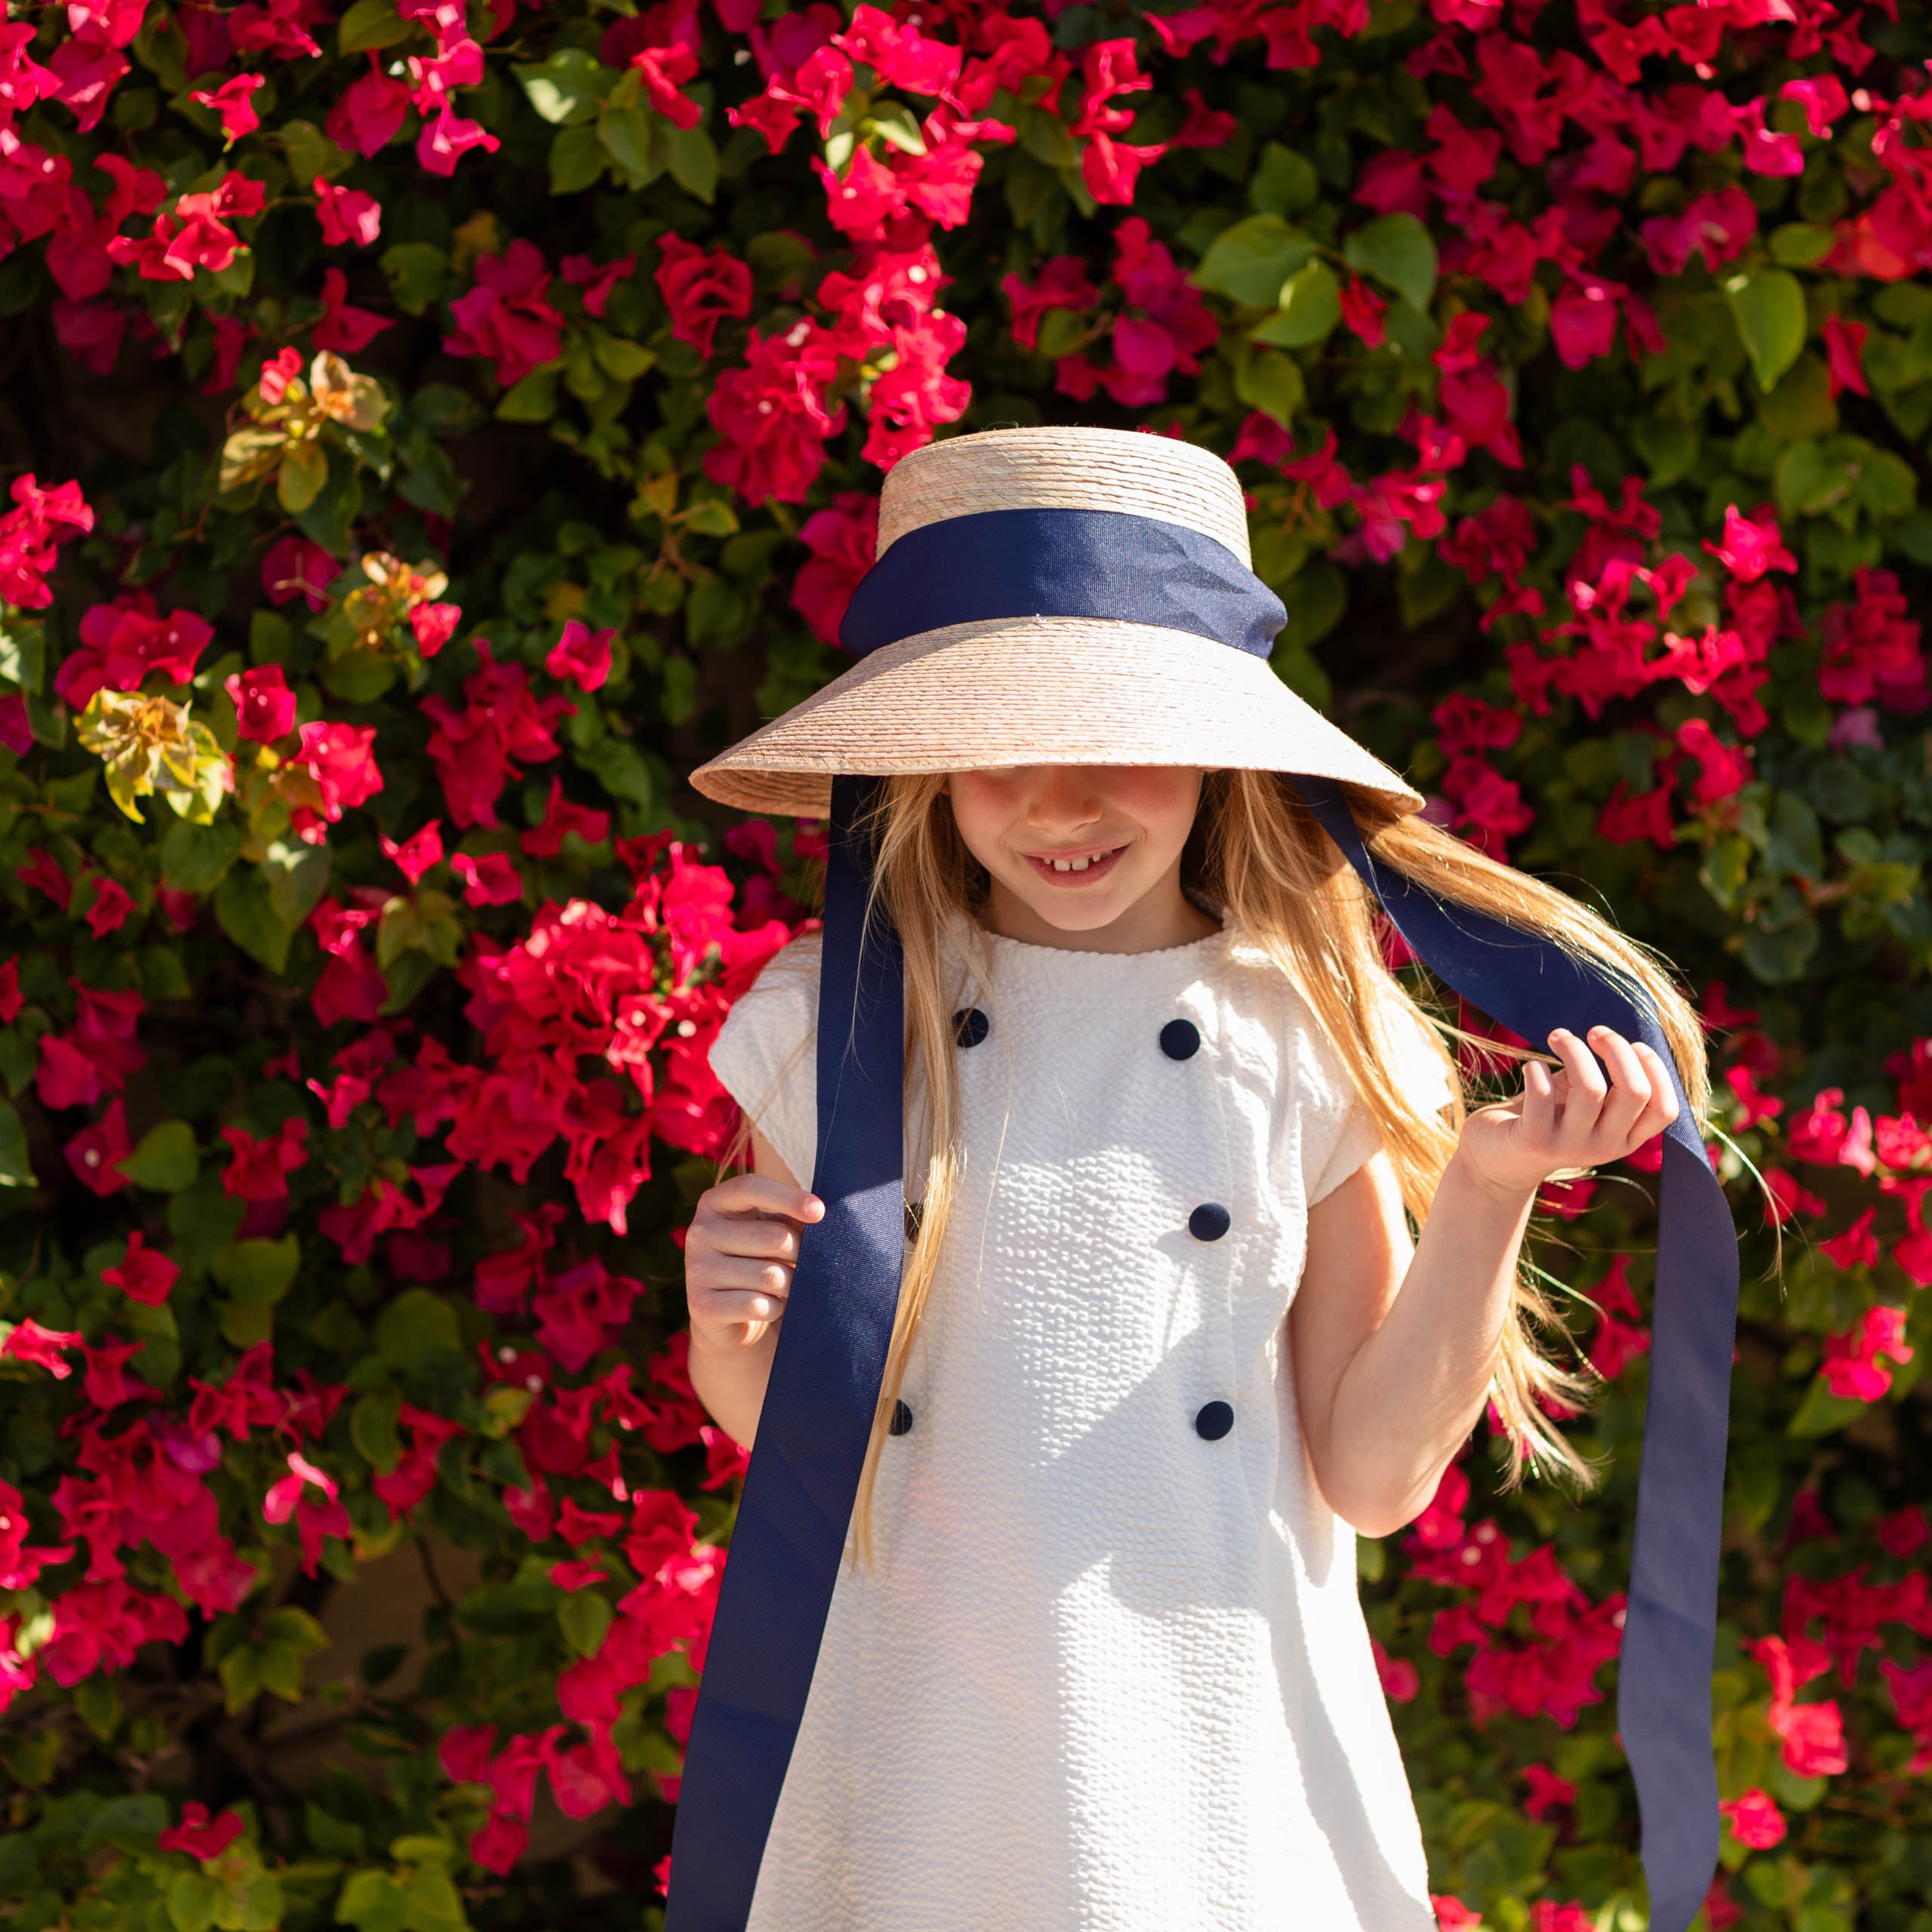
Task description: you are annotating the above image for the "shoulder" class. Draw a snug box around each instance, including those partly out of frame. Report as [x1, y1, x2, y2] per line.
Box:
[711, 928, 821, 1067]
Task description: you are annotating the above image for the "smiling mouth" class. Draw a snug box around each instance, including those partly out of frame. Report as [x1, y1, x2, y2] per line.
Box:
[1022, 843, 1127, 884]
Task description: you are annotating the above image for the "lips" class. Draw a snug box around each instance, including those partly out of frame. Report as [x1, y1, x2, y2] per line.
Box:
[1022, 843, 1126, 886]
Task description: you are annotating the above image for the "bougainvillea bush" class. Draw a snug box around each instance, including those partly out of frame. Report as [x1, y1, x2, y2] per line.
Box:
[4, 0, 1932, 1924]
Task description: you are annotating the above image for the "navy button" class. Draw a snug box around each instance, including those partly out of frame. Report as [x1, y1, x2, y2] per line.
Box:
[1160, 1018, 1201, 1060]
[889, 1398, 914, 1435]
[1189, 1202, 1232, 1241]
[904, 1198, 924, 1244]
[952, 1007, 989, 1048]
[1195, 1401, 1234, 1441]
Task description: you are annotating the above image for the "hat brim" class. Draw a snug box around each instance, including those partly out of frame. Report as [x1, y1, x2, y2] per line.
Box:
[688, 617, 1426, 819]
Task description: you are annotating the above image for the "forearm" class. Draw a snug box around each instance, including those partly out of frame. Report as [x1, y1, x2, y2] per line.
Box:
[687, 1321, 781, 1448]
[1321, 1152, 1540, 1537]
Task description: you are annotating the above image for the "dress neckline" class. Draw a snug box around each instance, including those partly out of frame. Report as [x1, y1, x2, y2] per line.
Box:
[943, 909, 1238, 1000]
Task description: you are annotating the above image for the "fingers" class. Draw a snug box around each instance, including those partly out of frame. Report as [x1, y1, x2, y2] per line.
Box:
[706, 1173, 823, 1224]
[1546, 1027, 1608, 1158]
[1533, 1026, 1682, 1165]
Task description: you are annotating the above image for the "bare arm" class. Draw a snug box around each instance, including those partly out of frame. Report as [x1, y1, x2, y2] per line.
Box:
[685, 1124, 822, 1448]
[1292, 1023, 1681, 1539]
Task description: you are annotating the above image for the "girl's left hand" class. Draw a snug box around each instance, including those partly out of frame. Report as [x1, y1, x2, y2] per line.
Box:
[1454, 1023, 1681, 1201]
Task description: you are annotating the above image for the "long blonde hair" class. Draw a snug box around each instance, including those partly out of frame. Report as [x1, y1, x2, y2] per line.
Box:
[724, 768, 1714, 1569]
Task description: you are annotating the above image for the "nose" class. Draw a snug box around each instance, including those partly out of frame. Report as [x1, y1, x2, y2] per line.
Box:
[1023, 767, 1104, 833]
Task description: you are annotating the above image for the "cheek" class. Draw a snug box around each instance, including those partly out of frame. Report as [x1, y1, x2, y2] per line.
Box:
[946, 776, 1024, 863]
[1107, 771, 1202, 844]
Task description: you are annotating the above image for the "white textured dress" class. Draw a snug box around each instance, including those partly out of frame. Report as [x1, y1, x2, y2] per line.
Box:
[707, 915, 1452, 1932]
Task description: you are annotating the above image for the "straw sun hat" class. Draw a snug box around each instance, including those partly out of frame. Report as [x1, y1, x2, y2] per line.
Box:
[688, 425, 1426, 818]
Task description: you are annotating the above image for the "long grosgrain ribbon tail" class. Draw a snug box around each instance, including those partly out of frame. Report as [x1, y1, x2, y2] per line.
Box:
[1294, 777, 1737, 1932]
[665, 774, 906, 1932]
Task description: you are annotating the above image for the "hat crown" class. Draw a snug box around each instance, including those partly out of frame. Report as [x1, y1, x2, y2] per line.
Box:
[875, 426, 1253, 568]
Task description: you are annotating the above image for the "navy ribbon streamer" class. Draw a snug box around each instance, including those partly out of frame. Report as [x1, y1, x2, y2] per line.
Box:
[670, 513, 1739, 1932]
[840, 506, 1288, 659]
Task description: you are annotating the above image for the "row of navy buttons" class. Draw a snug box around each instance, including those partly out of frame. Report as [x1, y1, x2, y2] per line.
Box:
[937, 1003, 1238, 1446]
[889, 1398, 1232, 1440]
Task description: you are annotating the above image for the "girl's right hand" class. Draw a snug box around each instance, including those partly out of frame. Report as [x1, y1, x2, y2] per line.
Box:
[684, 1173, 826, 1349]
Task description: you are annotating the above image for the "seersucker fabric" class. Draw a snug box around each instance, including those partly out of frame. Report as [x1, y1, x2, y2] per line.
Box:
[706, 913, 1452, 1932]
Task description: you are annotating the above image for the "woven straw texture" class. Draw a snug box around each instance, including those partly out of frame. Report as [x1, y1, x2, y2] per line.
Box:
[877, 426, 1252, 563]
[688, 619, 1423, 817]
[690, 425, 1423, 819]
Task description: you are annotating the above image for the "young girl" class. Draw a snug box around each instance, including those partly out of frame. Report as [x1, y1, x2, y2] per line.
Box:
[669, 429, 1730, 1932]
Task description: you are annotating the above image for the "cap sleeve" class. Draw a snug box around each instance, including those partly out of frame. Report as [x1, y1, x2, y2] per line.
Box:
[1306, 974, 1456, 1207]
[707, 930, 823, 1189]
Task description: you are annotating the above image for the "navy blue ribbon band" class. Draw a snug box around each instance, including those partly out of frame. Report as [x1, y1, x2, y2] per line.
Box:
[838, 506, 1288, 659]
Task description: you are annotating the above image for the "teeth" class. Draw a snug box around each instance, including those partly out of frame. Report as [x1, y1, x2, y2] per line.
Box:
[1048, 851, 1106, 872]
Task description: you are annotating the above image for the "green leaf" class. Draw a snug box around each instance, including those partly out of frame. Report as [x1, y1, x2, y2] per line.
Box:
[170, 1872, 220, 1932]
[162, 817, 244, 894]
[558, 1589, 614, 1658]
[680, 498, 739, 537]
[263, 836, 331, 930]
[84, 1791, 168, 1850]
[515, 47, 608, 126]
[215, 867, 295, 974]
[211, 1235, 300, 1303]
[591, 332, 656, 381]
[549, 122, 605, 195]
[1193, 214, 1318, 308]
[351, 1387, 404, 1473]
[278, 440, 329, 515]
[496, 367, 559, 422]
[597, 102, 657, 183]
[1247, 142, 1318, 218]
[1724, 269, 1807, 392]
[664, 122, 719, 203]
[380, 242, 449, 317]
[1251, 259, 1340, 349]
[1231, 344, 1305, 429]
[869, 102, 927, 155]
[337, 0, 409, 53]
[1343, 214, 1436, 314]
[0, 1101, 34, 1188]
[336, 1869, 409, 1932]
[219, 1644, 263, 1714]
[1767, 223, 1835, 268]
[118, 1120, 199, 1193]
[374, 1287, 461, 1368]
[1786, 1375, 1869, 1438]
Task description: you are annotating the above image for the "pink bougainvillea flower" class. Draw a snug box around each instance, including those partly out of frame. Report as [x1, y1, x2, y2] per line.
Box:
[325, 57, 412, 156]
[65, 1097, 131, 1195]
[418, 640, 571, 827]
[56, 592, 214, 709]
[444, 240, 564, 386]
[381, 820, 445, 884]
[560, 251, 635, 319]
[792, 492, 878, 646]
[546, 618, 614, 692]
[653, 234, 753, 360]
[1703, 503, 1797, 583]
[1719, 1787, 1786, 1850]
[1001, 256, 1097, 353]
[226, 665, 298, 743]
[1820, 1303, 1911, 1399]
[158, 1802, 246, 1862]
[81, 876, 133, 937]
[220, 1117, 310, 1202]
[417, 103, 501, 176]
[521, 777, 611, 859]
[293, 721, 383, 821]
[17, 845, 73, 910]
[1432, 1899, 1483, 1930]
[450, 850, 525, 907]
[1, 1316, 81, 1376]
[1747, 1633, 1849, 1775]
[314, 176, 382, 248]
[0, 959, 20, 1025]
[190, 73, 265, 143]
[263, 1451, 337, 1524]
[312, 267, 392, 354]
[102, 1229, 180, 1306]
